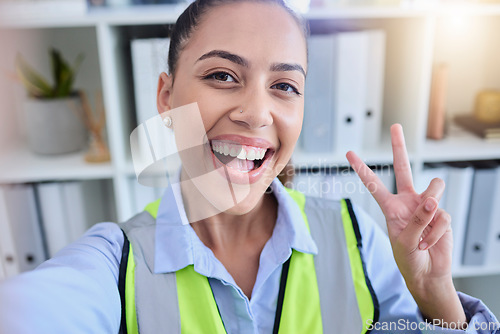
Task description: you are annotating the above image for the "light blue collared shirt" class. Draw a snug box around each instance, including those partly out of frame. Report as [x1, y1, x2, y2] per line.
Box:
[0, 178, 498, 334]
[152, 178, 317, 334]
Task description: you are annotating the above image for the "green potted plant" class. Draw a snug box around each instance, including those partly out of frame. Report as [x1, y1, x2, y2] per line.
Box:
[16, 48, 88, 155]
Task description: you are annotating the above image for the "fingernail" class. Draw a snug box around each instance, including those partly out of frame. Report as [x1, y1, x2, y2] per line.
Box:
[419, 242, 428, 250]
[425, 198, 436, 212]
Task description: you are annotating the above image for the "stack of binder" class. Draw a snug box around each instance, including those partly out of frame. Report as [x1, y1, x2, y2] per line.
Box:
[0, 180, 115, 279]
[300, 30, 386, 154]
[416, 161, 500, 269]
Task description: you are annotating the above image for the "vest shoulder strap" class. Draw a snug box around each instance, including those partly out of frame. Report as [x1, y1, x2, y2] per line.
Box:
[119, 212, 180, 334]
[118, 233, 138, 334]
[302, 194, 380, 333]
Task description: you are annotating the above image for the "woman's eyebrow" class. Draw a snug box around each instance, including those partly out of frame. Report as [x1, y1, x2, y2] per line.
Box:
[196, 50, 306, 78]
[196, 50, 249, 67]
[270, 63, 306, 78]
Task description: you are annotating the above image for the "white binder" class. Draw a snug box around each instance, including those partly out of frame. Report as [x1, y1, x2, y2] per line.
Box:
[36, 182, 70, 258]
[484, 166, 500, 266]
[2, 184, 47, 273]
[463, 163, 498, 266]
[332, 31, 369, 154]
[301, 35, 336, 153]
[62, 180, 109, 243]
[444, 164, 474, 270]
[0, 187, 20, 278]
[131, 38, 170, 126]
[362, 30, 386, 150]
[414, 164, 449, 208]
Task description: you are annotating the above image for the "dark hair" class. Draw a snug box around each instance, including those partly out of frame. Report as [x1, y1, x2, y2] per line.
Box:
[167, 0, 309, 79]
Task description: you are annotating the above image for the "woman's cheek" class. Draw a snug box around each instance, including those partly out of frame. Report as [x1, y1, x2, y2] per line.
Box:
[284, 113, 303, 144]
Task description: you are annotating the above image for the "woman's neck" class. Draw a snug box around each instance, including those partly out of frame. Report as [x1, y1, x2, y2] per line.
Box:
[178, 168, 278, 250]
[179, 168, 278, 298]
[190, 191, 277, 251]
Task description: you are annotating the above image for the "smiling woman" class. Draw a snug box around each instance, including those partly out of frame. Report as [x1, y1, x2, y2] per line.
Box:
[155, 0, 308, 302]
[0, 0, 499, 333]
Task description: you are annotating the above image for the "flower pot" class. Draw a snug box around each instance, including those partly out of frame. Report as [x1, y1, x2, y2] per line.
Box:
[23, 95, 88, 155]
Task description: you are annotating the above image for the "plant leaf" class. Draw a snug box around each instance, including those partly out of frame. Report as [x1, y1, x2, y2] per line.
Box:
[55, 52, 84, 97]
[60, 53, 85, 97]
[15, 54, 53, 98]
[51, 48, 63, 97]
[58, 74, 73, 97]
[53, 50, 73, 97]
[15, 66, 45, 98]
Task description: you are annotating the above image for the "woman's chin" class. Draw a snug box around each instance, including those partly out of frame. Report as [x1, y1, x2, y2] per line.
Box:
[222, 195, 263, 216]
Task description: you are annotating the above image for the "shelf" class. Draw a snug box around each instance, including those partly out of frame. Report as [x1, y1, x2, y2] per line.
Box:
[4, 2, 500, 29]
[0, 3, 187, 29]
[0, 145, 114, 183]
[422, 124, 500, 163]
[452, 265, 500, 278]
[88, 4, 187, 26]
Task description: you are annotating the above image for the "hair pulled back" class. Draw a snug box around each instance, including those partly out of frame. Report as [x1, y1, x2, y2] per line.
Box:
[167, 0, 309, 79]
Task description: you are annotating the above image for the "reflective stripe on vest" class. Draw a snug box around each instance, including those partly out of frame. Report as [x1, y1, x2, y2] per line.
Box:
[119, 189, 379, 333]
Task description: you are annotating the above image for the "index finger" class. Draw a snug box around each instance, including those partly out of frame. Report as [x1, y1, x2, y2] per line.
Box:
[346, 151, 391, 206]
[391, 124, 414, 193]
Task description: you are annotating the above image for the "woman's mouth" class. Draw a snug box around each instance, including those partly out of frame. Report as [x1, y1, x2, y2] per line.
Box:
[208, 137, 275, 184]
[210, 141, 270, 172]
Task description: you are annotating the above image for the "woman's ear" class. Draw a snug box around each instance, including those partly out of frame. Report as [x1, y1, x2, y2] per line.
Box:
[157, 72, 173, 113]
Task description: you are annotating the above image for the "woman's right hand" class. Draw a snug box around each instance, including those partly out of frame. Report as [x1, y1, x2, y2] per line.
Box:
[346, 124, 466, 329]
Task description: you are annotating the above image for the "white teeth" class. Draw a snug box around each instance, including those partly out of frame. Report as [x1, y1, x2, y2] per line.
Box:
[229, 147, 238, 157]
[236, 149, 246, 160]
[212, 141, 269, 161]
[247, 150, 256, 160]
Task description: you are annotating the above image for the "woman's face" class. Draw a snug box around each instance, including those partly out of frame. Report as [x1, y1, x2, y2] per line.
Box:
[158, 1, 307, 216]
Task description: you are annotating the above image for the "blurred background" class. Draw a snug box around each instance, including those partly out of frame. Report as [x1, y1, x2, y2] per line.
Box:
[0, 0, 499, 318]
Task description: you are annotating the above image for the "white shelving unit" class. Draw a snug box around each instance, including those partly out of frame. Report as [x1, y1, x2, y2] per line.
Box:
[0, 1, 499, 314]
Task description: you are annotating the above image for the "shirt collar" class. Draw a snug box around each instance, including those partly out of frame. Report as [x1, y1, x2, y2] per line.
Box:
[153, 171, 318, 274]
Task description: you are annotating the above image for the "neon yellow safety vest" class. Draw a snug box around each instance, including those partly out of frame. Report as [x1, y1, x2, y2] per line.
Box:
[117, 188, 379, 334]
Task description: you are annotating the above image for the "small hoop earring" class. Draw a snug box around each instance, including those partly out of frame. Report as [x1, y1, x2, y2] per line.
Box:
[240, 110, 243, 113]
[163, 116, 173, 128]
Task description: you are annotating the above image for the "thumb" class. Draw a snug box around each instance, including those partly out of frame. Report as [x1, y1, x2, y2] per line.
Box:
[398, 197, 438, 250]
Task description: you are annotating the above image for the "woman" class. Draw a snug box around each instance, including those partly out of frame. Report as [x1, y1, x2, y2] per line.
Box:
[0, 0, 498, 333]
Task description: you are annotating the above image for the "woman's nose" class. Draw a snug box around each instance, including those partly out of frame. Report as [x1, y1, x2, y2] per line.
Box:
[229, 88, 273, 129]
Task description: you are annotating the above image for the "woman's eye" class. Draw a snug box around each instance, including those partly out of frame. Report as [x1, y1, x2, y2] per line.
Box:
[272, 82, 301, 95]
[208, 72, 236, 82]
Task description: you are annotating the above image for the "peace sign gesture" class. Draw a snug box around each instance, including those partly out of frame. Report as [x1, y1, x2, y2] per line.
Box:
[346, 124, 466, 327]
